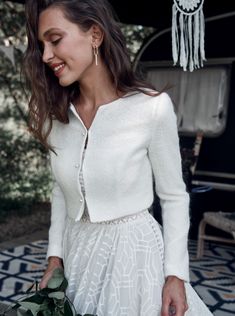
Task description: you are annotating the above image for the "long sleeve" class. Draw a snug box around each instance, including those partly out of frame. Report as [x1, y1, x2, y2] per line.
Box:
[46, 156, 67, 260]
[148, 92, 190, 282]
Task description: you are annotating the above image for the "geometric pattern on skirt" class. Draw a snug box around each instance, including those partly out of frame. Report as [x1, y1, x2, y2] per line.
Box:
[0, 239, 234, 315]
[63, 209, 213, 315]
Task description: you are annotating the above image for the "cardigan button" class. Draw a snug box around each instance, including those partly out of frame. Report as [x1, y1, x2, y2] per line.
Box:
[75, 164, 79, 168]
[80, 198, 83, 202]
[82, 132, 86, 136]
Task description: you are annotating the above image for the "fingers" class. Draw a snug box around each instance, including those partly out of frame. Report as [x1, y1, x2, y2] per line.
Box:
[161, 302, 180, 316]
[175, 304, 186, 316]
[161, 299, 188, 316]
[39, 258, 64, 289]
[161, 298, 171, 316]
[39, 278, 47, 289]
[175, 301, 188, 316]
[39, 266, 61, 289]
[162, 276, 189, 316]
[39, 270, 53, 289]
[162, 304, 186, 316]
[169, 305, 176, 315]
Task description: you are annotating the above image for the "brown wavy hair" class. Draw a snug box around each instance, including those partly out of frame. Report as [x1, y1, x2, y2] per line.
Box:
[23, 0, 158, 151]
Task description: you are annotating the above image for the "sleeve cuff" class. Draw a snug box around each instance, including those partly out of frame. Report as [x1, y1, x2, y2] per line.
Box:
[164, 263, 190, 283]
[46, 244, 63, 261]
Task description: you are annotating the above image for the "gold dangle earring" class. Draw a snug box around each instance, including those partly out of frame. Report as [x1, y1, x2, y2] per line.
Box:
[93, 45, 99, 66]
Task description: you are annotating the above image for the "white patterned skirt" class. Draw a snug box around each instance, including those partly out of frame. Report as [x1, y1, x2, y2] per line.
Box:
[62, 208, 213, 316]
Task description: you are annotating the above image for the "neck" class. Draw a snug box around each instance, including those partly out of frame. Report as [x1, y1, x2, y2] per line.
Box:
[77, 61, 121, 110]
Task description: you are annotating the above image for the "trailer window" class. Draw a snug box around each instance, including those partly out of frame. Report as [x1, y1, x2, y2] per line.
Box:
[146, 65, 230, 137]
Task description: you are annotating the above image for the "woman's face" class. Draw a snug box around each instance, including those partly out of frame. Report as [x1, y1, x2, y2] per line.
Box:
[38, 6, 95, 86]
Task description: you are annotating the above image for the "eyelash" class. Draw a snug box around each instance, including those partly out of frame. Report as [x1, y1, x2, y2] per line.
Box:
[51, 38, 61, 46]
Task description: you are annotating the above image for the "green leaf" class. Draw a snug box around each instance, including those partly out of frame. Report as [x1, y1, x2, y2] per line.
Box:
[37, 299, 51, 311]
[17, 309, 33, 316]
[59, 277, 68, 291]
[4, 268, 97, 316]
[20, 293, 45, 305]
[12, 302, 21, 310]
[18, 302, 40, 316]
[37, 288, 51, 297]
[48, 291, 65, 300]
[47, 268, 64, 289]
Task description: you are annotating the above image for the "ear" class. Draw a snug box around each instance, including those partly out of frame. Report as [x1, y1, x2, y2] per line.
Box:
[91, 24, 104, 47]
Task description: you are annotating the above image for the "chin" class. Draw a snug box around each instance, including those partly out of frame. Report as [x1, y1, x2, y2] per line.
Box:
[58, 78, 74, 87]
[58, 81, 69, 87]
[58, 74, 79, 87]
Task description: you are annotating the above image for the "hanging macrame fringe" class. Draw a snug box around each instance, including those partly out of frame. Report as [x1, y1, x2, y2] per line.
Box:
[172, 3, 206, 72]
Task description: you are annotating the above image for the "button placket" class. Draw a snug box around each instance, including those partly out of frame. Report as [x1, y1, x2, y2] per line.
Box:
[74, 129, 87, 169]
[76, 128, 88, 215]
[70, 107, 90, 220]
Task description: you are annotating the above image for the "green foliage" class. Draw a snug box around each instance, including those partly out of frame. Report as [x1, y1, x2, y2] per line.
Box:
[0, 2, 52, 216]
[0, 2, 25, 40]
[0, 1, 27, 124]
[120, 24, 155, 61]
[0, 127, 51, 218]
[0, 268, 96, 316]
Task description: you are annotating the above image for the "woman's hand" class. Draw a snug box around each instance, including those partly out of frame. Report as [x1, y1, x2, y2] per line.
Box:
[39, 256, 64, 289]
[161, 275, 188, 316]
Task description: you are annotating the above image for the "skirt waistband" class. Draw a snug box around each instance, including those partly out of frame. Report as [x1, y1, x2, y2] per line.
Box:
[79, 208, 150, 225]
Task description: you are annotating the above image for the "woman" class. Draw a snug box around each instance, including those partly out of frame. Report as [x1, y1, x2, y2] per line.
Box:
[24, 0, 213, 315]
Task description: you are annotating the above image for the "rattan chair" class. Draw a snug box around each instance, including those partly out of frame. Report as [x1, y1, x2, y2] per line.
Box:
[196, 211, 235, 258]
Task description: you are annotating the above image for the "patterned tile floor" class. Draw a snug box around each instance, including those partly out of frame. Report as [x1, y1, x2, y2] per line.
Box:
[0, 240, 234, 315]
[188, 241, 235, 316]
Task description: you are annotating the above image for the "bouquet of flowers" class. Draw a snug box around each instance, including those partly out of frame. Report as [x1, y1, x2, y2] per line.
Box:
[0, 268, 95, 316]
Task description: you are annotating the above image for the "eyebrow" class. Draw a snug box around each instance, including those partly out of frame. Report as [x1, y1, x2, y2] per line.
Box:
[38, 28, 63, 41]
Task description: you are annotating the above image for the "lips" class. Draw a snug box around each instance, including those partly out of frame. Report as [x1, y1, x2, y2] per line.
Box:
[50, 63, 65, 76]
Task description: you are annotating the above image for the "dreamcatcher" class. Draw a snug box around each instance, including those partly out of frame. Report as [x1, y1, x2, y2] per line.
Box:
[172, 0, 206, 71]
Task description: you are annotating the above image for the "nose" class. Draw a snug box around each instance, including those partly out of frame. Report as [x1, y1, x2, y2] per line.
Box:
[42, 44, 54, 63]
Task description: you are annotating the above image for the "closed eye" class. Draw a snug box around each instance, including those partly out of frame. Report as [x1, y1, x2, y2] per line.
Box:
[51, 38, 61, 45]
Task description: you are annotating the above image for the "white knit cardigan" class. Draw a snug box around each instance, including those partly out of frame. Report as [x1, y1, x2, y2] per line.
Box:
[47, 91, 190, 282]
